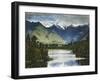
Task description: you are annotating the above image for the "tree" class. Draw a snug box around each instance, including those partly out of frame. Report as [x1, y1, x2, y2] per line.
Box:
[26, 33, 31, 47]
[31, 35, 38, 47]
[26, 33, 30, 42]
[31, 35, 37, 43]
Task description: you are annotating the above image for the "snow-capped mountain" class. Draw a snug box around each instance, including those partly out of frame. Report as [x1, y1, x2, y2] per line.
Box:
[26, 21, 89, 44]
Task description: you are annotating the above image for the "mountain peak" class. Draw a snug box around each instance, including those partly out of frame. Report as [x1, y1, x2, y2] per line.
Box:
[50, 24, 65, 30]
[26, 20, 89, 44]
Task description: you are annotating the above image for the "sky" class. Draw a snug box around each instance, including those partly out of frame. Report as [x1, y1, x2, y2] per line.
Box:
[25, 12, 89, 28]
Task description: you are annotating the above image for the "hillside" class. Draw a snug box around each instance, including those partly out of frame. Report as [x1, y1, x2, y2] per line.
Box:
[31, 22, 65, 44]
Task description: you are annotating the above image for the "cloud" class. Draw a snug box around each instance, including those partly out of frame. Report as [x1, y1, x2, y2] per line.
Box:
[25, 12, 89, 27]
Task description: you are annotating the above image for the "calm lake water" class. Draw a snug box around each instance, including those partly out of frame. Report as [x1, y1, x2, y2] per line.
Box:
[47, 49, 85, 67]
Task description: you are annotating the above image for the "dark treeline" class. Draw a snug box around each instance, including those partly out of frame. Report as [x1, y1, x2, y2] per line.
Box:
[67, 36, 89, 65]
[25, 34, 51, 68]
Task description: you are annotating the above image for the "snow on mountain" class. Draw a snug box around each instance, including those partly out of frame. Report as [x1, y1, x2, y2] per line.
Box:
[26, 21, 89, 44]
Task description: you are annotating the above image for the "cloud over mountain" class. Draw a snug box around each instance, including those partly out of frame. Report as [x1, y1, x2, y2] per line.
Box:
[25, 12, 89, 28]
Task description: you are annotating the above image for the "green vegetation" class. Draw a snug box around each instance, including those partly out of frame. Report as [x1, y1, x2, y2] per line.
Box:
[31, 24, 65, 44]
[67, 39, 89, 65]
[25, 34, 51, 68]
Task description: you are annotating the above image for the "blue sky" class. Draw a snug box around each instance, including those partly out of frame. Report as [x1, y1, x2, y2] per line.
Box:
[25, 12, 89, 28]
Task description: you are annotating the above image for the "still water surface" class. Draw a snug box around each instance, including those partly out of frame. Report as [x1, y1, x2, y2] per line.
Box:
[47, 49, 85, 67]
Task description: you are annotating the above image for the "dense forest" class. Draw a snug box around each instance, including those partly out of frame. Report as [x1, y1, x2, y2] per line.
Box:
[25, 34, 51, 68]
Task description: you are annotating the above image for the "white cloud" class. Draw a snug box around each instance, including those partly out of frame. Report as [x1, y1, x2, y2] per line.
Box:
[26, 12, 89, 28]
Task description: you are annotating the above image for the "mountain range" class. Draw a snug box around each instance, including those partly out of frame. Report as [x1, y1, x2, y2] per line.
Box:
[26, 21, 89, 44]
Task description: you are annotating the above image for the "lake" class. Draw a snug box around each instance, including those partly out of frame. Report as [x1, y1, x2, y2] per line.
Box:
[47, 49, 85, 67]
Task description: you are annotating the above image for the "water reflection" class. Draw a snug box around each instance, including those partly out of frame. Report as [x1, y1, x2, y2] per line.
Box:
[47, 49, 85, 67]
